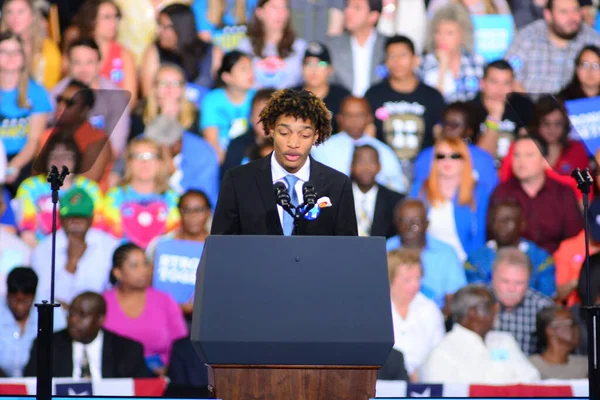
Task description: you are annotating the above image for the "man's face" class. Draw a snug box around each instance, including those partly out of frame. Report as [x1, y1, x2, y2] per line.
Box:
[68, 297, 104, 344]
[251, 99, 269, 142]
[337, 98, 371, 139]
[385, 43, 416, 80]
[546, 0, 582, 40]
[471, 294, 499, 336]
[62, 216, 92, 237]
[492, 263, 530, 308]
[491, 205, 522, 246]
[441, 110, 471, 140]
[351, 147, 380, 187]
[395, 203, 427, 245]
[7, 291, 34, 321]
[512, 139, 546, 182]
[302, 57, 331, 88]
[344, 0, 376, 33]
[69, 46, 101, 85]
[481, 68, 514, 103]
[55, 86, 88, 128]
[271, 115, 318, 173]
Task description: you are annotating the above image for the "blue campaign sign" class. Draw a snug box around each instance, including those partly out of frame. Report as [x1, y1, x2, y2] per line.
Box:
[153, 239, 204, 304]
[472, 14, 515, 63]
[565, 96, 600, 157]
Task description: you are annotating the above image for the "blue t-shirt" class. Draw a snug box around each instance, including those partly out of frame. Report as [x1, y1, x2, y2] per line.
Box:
[200, 88, 255, 151]
[0, 79, 52, 157]
[192, 0, 257, 51]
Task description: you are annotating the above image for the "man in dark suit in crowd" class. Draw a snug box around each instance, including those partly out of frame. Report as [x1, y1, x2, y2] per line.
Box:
[24, 292, 151, 378]
[211, 88, 358, 236]
[351, 145, 403, 238]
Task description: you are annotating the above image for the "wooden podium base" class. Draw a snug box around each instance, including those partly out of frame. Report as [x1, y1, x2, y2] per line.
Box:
[208, 365, 378, 400]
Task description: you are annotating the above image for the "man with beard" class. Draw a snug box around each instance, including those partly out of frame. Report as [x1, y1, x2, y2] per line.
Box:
[505, 0, 600, 95]
[492, 247, 554, 356]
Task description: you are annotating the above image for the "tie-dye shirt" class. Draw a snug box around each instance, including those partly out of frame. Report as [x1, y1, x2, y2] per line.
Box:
[16, 175, 103, 241]
[103, 185, 180, 249]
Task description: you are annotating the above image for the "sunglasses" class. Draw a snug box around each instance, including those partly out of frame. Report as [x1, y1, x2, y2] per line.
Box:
[180, 206, 210, 215]
[129, 152, 160, 161]
[435, 152, 463, 160]
[56, 95, 77, 107]
[442, 121, 466, 129]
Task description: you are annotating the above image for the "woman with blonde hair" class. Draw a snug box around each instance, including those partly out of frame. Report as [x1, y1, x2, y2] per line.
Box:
[420, 3, 485, 102]
[103, 137, 180, 249]
[412, 136, 490, 261]
[132, 63, 200, 138]
[427, 0, 510, 16]
[1, 0, 61, 89]
[0, 32, 53, 191]
[192, 0, 256, 51]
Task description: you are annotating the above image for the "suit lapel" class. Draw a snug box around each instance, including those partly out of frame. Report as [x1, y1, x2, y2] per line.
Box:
[343, 35, 354, 91]
[371, 34, 385, 83]
[256, 155, 284, 235]
[58, 331, 74, 377]
[101, 331, 114, 378]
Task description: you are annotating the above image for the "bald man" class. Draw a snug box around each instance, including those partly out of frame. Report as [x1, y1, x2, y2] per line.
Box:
[311, 96, 407, 193]
[386, 199, 466, 309]
[24, 292, 151, 378]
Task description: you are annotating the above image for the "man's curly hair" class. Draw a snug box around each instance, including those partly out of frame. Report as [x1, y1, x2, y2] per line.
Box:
[258, 89, 332, 145]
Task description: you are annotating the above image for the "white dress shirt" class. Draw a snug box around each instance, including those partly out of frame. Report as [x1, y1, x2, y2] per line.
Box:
[271, 153, 311, 229]
[310, 132, 407, 193]
[391, 292, 445, 375]
[419, 323, 541, 384]
[352, 183, 378, 237]
[32, 228, 120, 305]
[72, 330, 103, 379]
[350, 29, 377, 97]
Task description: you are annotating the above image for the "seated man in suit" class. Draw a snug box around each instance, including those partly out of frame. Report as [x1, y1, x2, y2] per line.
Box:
[211, 88, 358, 236]
[24, 291, 151, 378]
[351, 145, 403, 238]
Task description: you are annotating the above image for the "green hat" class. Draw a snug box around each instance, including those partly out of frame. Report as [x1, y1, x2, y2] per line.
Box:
[60, 188, 94, 218]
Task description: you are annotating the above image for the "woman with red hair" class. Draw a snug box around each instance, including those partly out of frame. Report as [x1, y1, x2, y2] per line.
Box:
[413, 136, 491, 262]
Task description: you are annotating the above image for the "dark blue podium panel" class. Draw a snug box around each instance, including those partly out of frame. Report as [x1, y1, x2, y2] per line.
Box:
[191, 235, 393, 366]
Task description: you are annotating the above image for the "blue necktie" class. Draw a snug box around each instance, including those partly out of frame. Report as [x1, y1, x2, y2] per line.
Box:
[282, 175, 299, 236]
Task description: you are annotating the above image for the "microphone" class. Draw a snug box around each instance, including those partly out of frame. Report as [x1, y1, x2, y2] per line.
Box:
[273, 182, 291, 208]
[302, 181, 317, 209]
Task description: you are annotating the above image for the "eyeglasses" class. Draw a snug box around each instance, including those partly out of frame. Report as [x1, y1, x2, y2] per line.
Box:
[435, 152, 463, 160]
[442, 121, 466, 129]
[578, 61, 600, 71]
[129, 152, 160, 161]
[158, 23, 175, 31]
[98, 13, 121, 22]
[180, 206, 210, 215]
[156, 80, 184, 88]
[304, 60, 329, 69]
[56, 95, 77, 107]
[0, 48, 21, 57]
[550, 320, 576, 329]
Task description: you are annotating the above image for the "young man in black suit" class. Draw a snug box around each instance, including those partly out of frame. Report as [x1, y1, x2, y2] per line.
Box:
[211, 89, 358, 236]
[351, 145, 404, 238]
[24, 292, 151, 378]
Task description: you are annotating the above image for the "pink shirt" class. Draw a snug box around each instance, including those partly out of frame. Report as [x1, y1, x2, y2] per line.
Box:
[102, 287, 188, 364]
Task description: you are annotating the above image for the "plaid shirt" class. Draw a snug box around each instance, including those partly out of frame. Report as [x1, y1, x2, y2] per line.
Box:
[505, 19, 600, 95]
[419, 51, 485, 103]
[493, 288, 554, 355]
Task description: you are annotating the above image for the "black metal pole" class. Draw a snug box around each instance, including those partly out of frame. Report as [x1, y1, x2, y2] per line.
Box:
[571, 168, 599, 399]
[35, 165, 69, 400]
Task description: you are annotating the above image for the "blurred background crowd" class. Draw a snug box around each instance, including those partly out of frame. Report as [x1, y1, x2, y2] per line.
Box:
[0, 0, 599, 391]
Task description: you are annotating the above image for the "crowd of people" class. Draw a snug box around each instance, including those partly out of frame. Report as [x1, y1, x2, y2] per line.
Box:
[0, 0, 599, 389]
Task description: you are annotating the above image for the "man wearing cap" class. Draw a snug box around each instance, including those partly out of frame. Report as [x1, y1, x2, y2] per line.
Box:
[31, 188, 120, 308]
[554, 197, 600, 306]
[293, 41, 350, 135]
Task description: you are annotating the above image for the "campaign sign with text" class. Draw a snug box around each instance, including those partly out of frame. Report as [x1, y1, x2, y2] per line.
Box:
[565, 96, 600, 157]
[153, 240, 204, 304]
[472, 14, 514, 63]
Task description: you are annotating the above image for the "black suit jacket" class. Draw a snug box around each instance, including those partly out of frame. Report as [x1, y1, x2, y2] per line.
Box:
[211, 155, 358, 236]
[24, 329, 152, 378]
[369, 184, 405, 239]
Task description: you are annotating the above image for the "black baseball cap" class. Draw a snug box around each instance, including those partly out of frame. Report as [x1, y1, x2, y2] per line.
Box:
[303, 41, 332, 65]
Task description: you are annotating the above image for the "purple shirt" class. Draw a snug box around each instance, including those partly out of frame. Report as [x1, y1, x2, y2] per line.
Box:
[102, 287, 188, 364]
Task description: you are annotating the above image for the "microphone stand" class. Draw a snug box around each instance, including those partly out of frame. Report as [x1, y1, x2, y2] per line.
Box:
[571, 167, 599, 399]
[36, 165, 69, 400]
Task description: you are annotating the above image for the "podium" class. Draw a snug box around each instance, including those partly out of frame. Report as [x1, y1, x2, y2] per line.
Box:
[191, 236, 393, 400]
